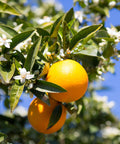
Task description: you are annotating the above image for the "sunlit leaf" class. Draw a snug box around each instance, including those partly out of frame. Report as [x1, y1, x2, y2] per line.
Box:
[0, 132, 7, 143]
[72, 40, 100, 57]
[63, 21, 70, 51]
[47, 104, 62, 129]
[70, 24, 102, 50]
[10, 83, 24, 112]
[0, 62, 15, 83]
[0, 1, 21, 16]
[0, 24, 18, 38]
[24, 37, 41, 72]
[50, 16, 63, 37]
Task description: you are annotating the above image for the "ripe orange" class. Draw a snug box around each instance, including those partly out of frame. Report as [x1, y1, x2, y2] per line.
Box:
[28, 97, 66, 134]
[46, 59, 88, 103]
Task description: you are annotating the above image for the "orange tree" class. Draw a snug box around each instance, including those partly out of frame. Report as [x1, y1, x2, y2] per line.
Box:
[0, 0, 120, 143]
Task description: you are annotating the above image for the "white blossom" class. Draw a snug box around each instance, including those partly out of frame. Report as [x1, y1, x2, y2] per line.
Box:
[29, 83, 33, 89]
[89, 13, 100, 24]
[0, 34, 12, 48]
[13, 68, 34, 83]
[36, 16, 52, 25]
[99, 39, 107, 47]
[109, 1, 116, 7]
[14, 38, 33, 52]
[60, 49, 65, 57]
[84, 0, 88, 6]
[0, 55, 7, 61]
[92, 0, 99, 4]
[101, 127, 120, 139]
[106, 27, 120, 43]
[44, 0, 63, 11]
[93, 95, 115, 111]
[75, 11, 84, 23]
[14, 106, 28, 117]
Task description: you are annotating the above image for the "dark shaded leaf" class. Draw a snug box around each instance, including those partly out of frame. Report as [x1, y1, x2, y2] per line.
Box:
[33, 80, 67, 93]
[11, 51, 25, 65]
[10, 30, 34, 50]
[103, 44, 114, 58]
[96, 30, 109, 38]
[38, 134, 46, 144]
[64, 8, 74, 23]
[47, 105, 62, 129]
[36, 28, 49, 37]
[30, 89, 50, 105]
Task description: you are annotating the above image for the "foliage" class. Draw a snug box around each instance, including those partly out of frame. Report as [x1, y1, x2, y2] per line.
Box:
[0, 0, 120, 143]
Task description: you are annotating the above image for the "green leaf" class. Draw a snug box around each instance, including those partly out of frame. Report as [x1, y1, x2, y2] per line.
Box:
[63, 21, 70, 51]
[70, 24, 102, 50]
[10, 30, 34, 50]
[103, 44, 114, 58]
[10, 83, 24, 112]
[0, 62, 15, 83]
[0, 24, 18, 38]
[0, 83, 8, 95]
[73, 47, 99, 57]
[0, 132, 7, 143]
[38, 51, 49, 62]
[38, 135, 46, 144]
[0, 1, 21, 16]
[63, 8, 74, 23]
[33, 80, 67, 93]
[89, 125, 98, 133]
[104, 7, 109, 17]
[30, 89, 45, 99]
[47, 104, 62, 129]
[90, 5, 109, 16]
[36, 28, 49, 37]
[14, 58, 22, 71]
[24, 37, 41, 72]
[30, 89, 50, 105]
[64, 103, 77, 115]
[72, 40, 100, 57]
[50, 16, 63, 38]
[11, 51, 25, 65]
[96, 30, 109, 38]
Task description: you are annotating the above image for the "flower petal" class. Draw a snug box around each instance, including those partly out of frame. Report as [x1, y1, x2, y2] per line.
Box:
[26, 74, 34, 79]
[13, 75, 22, 80]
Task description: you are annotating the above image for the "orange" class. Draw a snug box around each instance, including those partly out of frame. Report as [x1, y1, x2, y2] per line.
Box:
[28, 97, 66, 134]
[46, 59, 88, 103]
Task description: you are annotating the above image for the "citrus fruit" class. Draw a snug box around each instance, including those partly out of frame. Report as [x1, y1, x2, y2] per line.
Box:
[46, 59, 88, 103]
[28, 97, 66, 134]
